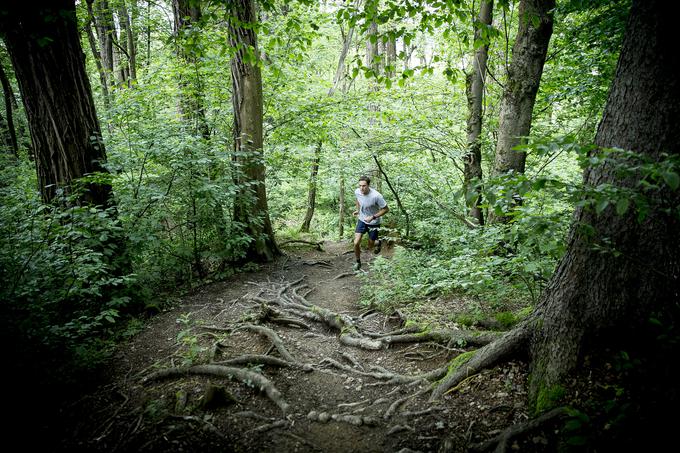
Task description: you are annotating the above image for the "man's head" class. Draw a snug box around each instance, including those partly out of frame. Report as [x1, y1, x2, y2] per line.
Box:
[358, 175, 371, 195]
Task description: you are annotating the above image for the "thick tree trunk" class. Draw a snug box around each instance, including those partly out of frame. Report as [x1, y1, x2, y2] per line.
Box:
[528, 0, 680, 412]
[464, 0, 493, 225]
[229, 0, 279, 262]
[300, 142, 322, 233]
[492, 0, 554, 177]
[1, 1, 113, 206]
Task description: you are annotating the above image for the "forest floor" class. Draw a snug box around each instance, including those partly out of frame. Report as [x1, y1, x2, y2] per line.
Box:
[45, 240, 562, 453]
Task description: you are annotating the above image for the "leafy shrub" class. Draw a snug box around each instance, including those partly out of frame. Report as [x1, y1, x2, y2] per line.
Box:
[0, 158, 137, 375]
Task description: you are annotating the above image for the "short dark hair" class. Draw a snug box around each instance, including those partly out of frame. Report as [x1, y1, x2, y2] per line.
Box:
[359, 175, 371, 185]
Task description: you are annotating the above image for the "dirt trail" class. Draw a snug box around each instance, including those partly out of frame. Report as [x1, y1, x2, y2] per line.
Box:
[58, 241, 535, 452]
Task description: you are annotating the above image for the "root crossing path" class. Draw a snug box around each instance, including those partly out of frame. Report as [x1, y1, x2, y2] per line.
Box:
[65, 241, 536, 453]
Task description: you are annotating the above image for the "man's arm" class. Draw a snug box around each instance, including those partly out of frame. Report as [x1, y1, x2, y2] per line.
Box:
[353, 200, 360, 216]
[369, 205, 389, 222]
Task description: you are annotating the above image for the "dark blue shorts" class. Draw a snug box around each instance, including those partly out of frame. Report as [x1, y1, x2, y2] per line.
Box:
[355, 220, 379, 241]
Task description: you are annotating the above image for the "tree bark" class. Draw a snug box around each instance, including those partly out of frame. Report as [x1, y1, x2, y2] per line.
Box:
[118, 0, 137, 83]
[492, 0, 554, 177]
[173, 0, 210, 139]
[464, 0, 494, 225]
[384, 35, 396, 78]
[528, 0, 679, 414]
[300, 142, 322, 233]
[338, 174, 346, 239]
[85, 0, 111, 107]
[328, 25, 354, 96]
[1, 1, 114, 206]
[92, 0, 115, 90]
[229, 0, 279, 262]
[0, 61, 19, 156]
[365, 21, 379, 71]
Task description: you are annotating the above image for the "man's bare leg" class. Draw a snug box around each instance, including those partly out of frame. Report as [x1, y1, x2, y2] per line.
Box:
[367, 238, 375, 252]
[353, 232, 363, 269]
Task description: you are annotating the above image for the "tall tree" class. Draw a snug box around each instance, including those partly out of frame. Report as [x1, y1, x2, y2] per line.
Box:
[300, 142, 322, 233]
[228, 0, 279, 261]
[92, 0, 115, 91]
[491, 0, 555, 177]
[432, 2, 679, 447]
[117, 0, 137, 85]
[0, 60, 18, 156]
[84, 0, 111, 108]
[463, 0, 494, 225]
[173, 0, 210, 139]
[328, 22, 355, 96]
[0, 0, 114, 206]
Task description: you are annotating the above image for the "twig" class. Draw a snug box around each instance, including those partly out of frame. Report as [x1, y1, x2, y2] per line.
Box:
[470, 407, 568, 453]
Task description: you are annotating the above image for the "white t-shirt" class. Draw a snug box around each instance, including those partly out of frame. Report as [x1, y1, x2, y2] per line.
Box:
[355, 187, 387, 225]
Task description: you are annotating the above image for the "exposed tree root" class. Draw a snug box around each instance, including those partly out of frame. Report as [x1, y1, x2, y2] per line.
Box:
[365, 325, 422, 338]
[256, 305, 310, 329]
[279, 239, 323, 250]
[251, 281, 385, 350]
[387, 424, 415, 435]
[382, 328, 500, 347]
[139, 275, 534, 451]
[340, 351, 365, 370]
[238, 324, 297, 362]
[339, 333, 384, 349]
[249, 419, 288, 433]
[430, 327, 530, 401]
[320, 358, 448, 385]
[213, 354, 304, 369]
[469, 407, 568, 453]
[302, 259, 333, 268]
[384, 384, 430, 420]
[307, 410, 379, 427]
[142, 364, 289, 412]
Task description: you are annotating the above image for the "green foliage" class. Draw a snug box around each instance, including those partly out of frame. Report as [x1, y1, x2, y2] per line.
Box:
[3, 0, 643, 402]
[0, 157, 142, 383]
[361, 212, 561, 313]
[176, 313, 207, 367]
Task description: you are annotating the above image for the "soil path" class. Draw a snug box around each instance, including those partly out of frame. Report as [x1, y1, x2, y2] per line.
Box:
[60, 241, 533, 452]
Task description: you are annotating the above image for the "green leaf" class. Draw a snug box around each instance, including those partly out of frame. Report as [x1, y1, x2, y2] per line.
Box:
[595, 199, 609, 215]
[564, 419, 582, 431]
[663, 171, 679, 190]
[532, 178, 547, 190]
[615, 198, 629, 215]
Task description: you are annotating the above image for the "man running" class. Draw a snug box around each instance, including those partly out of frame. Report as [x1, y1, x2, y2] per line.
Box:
[353, 175, 389, 271]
